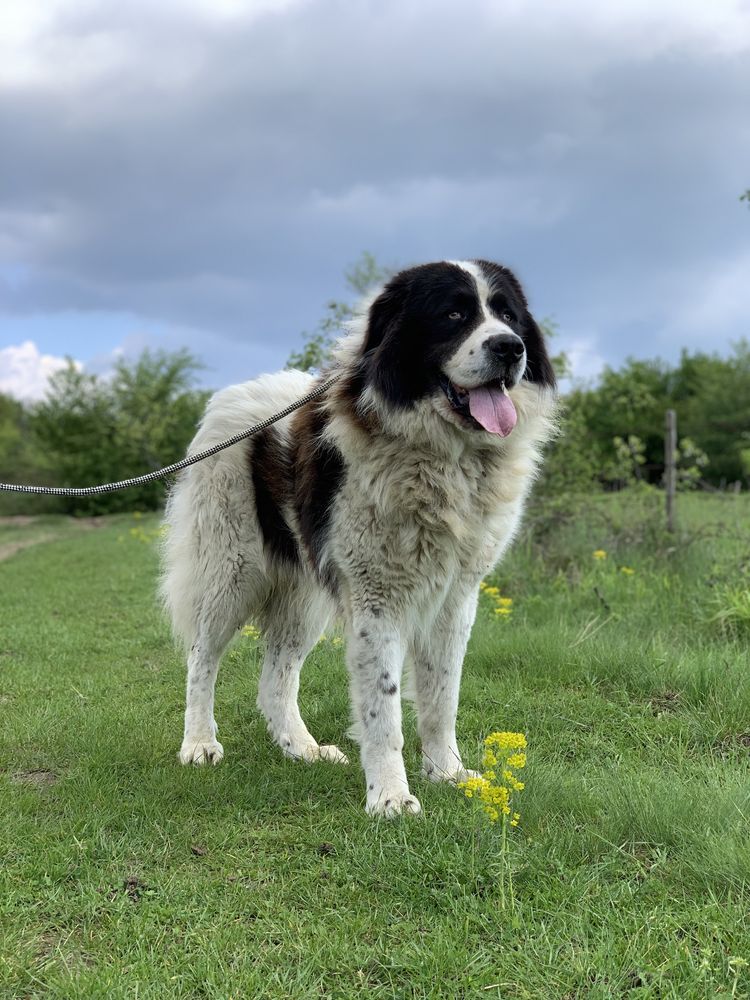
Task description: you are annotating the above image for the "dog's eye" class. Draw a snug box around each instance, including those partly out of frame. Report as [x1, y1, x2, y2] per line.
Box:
[448, 311, 464, 321]
[502, 311, 514, 324]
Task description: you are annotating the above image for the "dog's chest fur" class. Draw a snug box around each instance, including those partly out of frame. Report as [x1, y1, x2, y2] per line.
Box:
[325, 424, 534, 615]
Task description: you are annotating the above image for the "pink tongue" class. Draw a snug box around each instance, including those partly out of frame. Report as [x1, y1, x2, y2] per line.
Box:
[468, 385, 517, 436]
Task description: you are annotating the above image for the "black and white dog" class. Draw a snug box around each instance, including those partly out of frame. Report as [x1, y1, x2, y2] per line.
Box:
[161, 260, 557, 816]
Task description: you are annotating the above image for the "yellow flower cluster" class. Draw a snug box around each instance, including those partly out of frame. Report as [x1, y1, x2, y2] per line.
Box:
[242, 624, 261, 640]
[458, 731, 526, 825]
[592, 549, 607, 560]
[479, 580, 514, 618]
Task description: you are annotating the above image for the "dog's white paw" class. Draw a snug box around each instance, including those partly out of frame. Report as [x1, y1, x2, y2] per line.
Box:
[179, 739, 224, 766]
[281, 739, 349, 765]
[422, 763, 480, 784]
[318, 744, 350, 765]
[366, 788, 422, 818]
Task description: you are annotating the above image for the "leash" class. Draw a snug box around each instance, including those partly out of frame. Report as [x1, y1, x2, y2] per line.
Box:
[0, 372, 342, 497]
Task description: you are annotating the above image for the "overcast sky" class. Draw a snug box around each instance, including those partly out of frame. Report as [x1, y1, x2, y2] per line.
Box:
[1, 0, 749, 400]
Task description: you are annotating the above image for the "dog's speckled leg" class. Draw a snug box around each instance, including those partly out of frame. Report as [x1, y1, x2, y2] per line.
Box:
[347, 612, 421, 817]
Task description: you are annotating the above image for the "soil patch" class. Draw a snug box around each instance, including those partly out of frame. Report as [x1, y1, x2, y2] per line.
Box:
[11, 768, 58, 786]
[0, 534, 58, 563]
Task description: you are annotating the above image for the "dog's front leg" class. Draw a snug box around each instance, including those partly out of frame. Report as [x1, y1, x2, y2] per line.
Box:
[412, 589, 480, 784]
[347, 611, 421, 817]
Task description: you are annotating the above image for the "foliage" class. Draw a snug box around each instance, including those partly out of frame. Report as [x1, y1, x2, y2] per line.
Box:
[540, 343, 750, 492]
[0, 394, 61, 514]
[29, 349, 209, 515]
[706, 584, 750, 638]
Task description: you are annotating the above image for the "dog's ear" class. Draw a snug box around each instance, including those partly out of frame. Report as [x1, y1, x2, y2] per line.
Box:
[362, 272, 411, 354]
[359, 272, 419, 407]
[522, 311, 557, 389]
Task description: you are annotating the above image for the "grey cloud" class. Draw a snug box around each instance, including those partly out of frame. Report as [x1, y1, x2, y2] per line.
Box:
[1, 0, 749, 376]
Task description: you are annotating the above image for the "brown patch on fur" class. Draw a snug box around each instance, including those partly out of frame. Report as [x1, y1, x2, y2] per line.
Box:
[250, 427, 300, 567]
[335, 366, 379, 438]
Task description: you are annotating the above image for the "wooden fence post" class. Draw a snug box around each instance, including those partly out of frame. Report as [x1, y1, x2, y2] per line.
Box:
[665, 409, 676, 532]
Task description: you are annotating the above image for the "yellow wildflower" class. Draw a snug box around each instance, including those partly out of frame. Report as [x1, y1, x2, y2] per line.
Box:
[620, 566, 635, 575]
[242, 624, 261, 640]
[484, 586, 500, 596]
[485, 732, 527, 752]
[494, 607, 512, 616]
[497, 597, 513, 607]
[458, 731, 527, 826]
[593, 549, 607, 560]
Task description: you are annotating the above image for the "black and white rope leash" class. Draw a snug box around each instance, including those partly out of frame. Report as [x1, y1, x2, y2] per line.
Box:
[0, 372, 342, 498]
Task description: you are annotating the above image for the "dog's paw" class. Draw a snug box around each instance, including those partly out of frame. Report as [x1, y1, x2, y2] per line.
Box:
[422, 762, 480, 784]
[281, 739, 349, 765]
[318, 744, 350, 765]
[366, 789, 422, 818]
[179, 739, 224, 766]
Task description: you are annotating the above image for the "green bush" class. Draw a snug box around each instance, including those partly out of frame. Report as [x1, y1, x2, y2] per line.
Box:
[13, 349, 209, 516]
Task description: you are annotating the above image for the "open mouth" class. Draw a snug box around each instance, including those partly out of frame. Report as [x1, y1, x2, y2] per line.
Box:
[439, 375, 518, 437]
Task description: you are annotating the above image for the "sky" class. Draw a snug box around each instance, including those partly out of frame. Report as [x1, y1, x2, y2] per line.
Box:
[1, 0, 749, 400]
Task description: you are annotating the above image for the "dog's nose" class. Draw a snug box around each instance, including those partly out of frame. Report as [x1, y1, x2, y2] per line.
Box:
[485, 333, 525, 362]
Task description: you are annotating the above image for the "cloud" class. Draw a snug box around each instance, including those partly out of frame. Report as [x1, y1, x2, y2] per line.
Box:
[0, 0, 748, 379]
[557, 332, 609, 390]
[0, 341, 80, 401]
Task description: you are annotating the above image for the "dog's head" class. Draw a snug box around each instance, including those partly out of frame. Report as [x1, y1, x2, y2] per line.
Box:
[356, 260, 556, 438]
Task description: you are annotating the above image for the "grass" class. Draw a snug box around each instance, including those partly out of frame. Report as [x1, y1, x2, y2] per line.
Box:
[1, 490, 749, 998]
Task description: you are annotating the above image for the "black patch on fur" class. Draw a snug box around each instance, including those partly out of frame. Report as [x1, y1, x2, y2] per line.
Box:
[250, 428, 300, 567]
[291, 399, 345, 586]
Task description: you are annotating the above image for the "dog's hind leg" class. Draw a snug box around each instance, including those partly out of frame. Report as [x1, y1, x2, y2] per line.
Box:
[178, 547, 257, 767]
[257, 585, 348, 765]
[179, 611, 243, 766]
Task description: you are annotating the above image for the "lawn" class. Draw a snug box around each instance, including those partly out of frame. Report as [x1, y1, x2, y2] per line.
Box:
[1, 491, 749, 999]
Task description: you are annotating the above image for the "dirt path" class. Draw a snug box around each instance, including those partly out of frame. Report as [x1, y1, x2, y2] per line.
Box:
[0, 534, 59, 563]
[0, 515, 107, 563]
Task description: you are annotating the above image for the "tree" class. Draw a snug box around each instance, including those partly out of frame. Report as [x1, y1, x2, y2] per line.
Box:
[31, 349, 209, 514]
[0, 393, 61, 514]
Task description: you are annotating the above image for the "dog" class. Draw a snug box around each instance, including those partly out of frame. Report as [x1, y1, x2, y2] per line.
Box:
[161, 260, 557, 816]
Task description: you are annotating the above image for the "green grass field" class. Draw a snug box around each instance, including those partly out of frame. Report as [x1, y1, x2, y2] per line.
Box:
[1, 491, 749, 999]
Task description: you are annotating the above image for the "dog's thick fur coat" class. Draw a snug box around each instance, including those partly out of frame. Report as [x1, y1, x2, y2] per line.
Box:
[161, 260, 557, 816]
